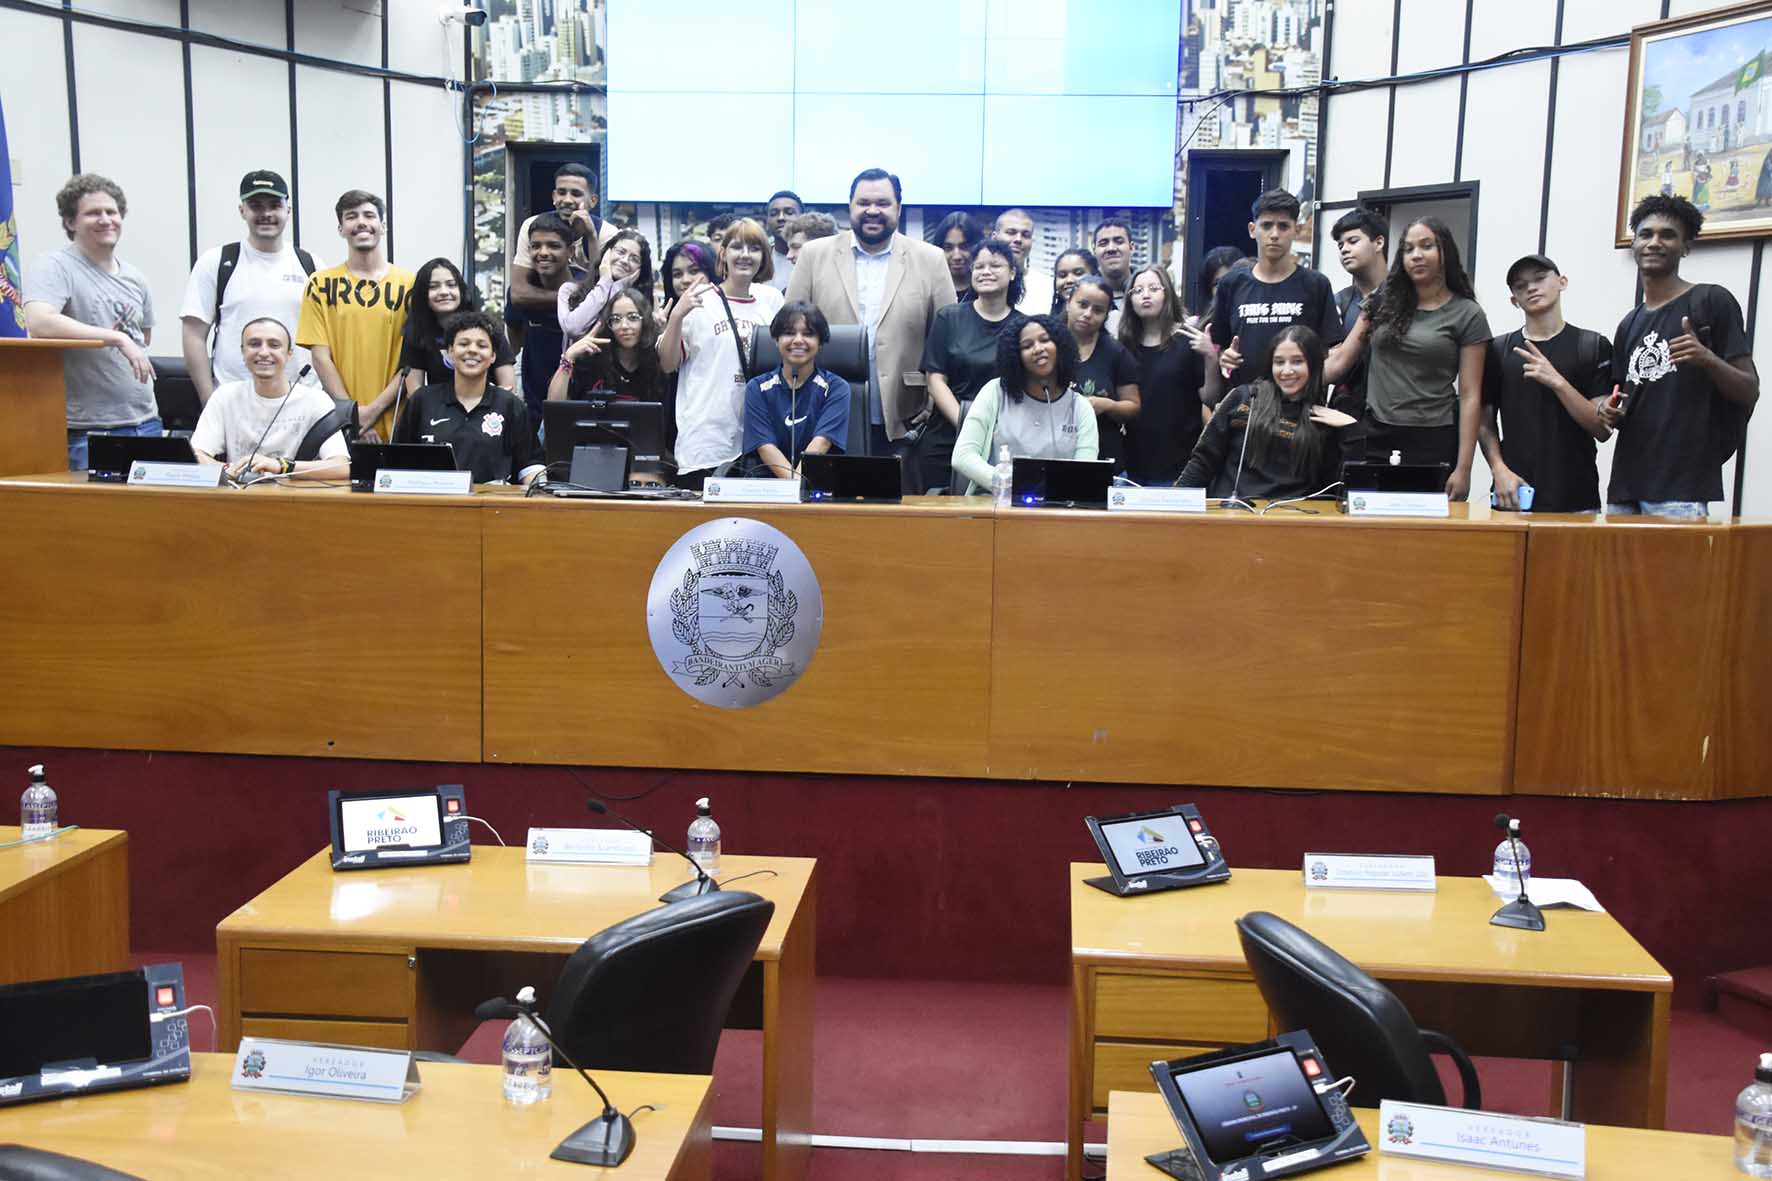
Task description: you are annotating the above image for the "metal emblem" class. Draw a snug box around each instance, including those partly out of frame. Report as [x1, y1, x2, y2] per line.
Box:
[646, 517, 822, 708]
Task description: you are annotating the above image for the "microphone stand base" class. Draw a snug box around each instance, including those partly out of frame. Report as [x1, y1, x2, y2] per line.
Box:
[1490, 896, 1547, 932]
[659, 874, 719, 904]
[550, 1110, 635, 1167]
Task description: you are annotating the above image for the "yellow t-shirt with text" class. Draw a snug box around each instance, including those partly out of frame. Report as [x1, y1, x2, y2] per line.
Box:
[295, 263, 416, 438]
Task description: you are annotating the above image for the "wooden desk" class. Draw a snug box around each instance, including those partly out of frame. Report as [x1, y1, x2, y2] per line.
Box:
[1069, 866, 1672, 1181]
[216, 850, 815, 1181]
[0, 826, 128, 984]
[0, 338, 102, 477]
[1105, 1091, 1735, 1181]
[0, 1052, 711, 1179]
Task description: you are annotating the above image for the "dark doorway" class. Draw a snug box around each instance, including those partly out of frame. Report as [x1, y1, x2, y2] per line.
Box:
[506, 141, 603, 260]
[1185, 150, 1289, 312]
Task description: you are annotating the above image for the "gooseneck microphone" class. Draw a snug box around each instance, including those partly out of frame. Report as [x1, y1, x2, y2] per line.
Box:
[1489, 812, 1546, 932]
[476, 988, 635, 1166]
[586, 798, 719, 904]
[235, 363, 314, 483]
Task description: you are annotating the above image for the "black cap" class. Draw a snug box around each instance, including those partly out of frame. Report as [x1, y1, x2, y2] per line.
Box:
[1505, 253, 1559, 287]
[239, 170, 290, 201]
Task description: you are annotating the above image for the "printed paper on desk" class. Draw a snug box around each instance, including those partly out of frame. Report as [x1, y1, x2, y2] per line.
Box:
[1484, 876, 1604, 911]
[1379, 1100, 1584, 1178]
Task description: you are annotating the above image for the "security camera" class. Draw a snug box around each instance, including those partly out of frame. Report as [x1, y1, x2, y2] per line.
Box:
[439, 4, 488, 27]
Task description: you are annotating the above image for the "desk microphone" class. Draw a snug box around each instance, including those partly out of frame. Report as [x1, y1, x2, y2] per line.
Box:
[476, 988, 634, 1167]
[586, 797, 719, 904]
[1489, 813, 1546, 932]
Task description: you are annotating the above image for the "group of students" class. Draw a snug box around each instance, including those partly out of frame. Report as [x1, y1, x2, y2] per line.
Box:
[20, 162, 1759, 515]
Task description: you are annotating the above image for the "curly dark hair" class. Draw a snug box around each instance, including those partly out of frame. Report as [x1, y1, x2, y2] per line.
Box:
[997, 313, 1077, 402]
[441, 308, 501, 348]
[1369, 217, 1474, 342]
[55, 173, 127, 238]
[1628, 193, 1704, 242]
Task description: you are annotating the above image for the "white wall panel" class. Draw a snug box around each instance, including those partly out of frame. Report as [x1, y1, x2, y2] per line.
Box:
[190, 46, 293, 255]
[75, 0, 178, 22]
[293, 65, 385, 255]
[1320, 89, 1390, 203]
[188, 0, 284, 47]
[388, 0, 456, 78]
[294, 0, 381, 68]
[1330, 0, 1398, 81]
[1461, 61, 1551, 315]
[1397, 0, 1467, 73]
[1467, 0, 1556, 59]
[1562, 0, 1658, 43]
[1384, 77, 1460, 188]
[388, 83, 463, 271]
[71, 22, 190, 343]
[4, 12, 74, 286]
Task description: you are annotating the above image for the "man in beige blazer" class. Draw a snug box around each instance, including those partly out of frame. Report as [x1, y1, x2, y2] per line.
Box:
[786, 168, 956, 478]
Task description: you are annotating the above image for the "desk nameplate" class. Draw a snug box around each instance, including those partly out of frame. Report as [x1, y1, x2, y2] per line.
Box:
[1107, 486, 1205, 513]
[1303, 853, 1437, 891]
[1379, 1100, 1585, 1178]
[1347, 490, 1450, 518]
[127, 462, 224, 488]
[703, 477, 802, 504]
[231, 1036, 419, 1104]
[525, 826, 653, 865]
[373, 469, 471, 495]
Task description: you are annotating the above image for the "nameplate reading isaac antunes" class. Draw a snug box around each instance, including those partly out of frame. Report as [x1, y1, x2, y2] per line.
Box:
[646, 518, 824, 708]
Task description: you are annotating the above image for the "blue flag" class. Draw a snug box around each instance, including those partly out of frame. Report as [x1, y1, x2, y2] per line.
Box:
[0, 92, 24, 337]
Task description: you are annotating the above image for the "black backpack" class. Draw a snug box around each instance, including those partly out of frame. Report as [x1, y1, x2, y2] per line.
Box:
[210, 241, 317, 348]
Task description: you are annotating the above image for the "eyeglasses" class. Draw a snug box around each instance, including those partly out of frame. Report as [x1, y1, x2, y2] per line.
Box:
[609, 313, 645, 326]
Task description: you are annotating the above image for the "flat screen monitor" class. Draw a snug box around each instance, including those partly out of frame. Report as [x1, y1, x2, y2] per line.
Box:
[543, 398, 665, 473]
[0, 963, 191, 1105]
[348, 442, 456, 490]
[1169, 1047, 1338, 1164]
[1083, 803, 1230, 897]
[86, 434, 197, 482]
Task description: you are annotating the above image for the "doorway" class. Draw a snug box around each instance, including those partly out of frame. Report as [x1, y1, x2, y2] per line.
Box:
[1184, 149, 1289, 311]
[505, 141, 604, 260]
[1354, 182, 1481, 279]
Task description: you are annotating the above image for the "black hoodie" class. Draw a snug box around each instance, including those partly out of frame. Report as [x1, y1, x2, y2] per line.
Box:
[1178, 383, 1364, 500]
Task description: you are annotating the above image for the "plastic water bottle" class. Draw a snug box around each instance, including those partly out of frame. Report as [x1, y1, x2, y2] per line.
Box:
[1736, 1052, 1772, 1176]
[993, 444, 1014, 507]
[501, 1011, 552, 1105]
[687, 797, 721, 875]
[1492, 832, 1531, 893]
[20, 764, 57, 841]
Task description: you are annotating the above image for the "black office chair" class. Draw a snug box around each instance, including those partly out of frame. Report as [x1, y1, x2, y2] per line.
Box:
[294, 397, 358, 461]
[747, 322, 873, 457]
[1235, 911, 1482, 1110]
[543, 890, 774, 1074]
[0, 1146, 143, 1181]
[149, 355, 201, 435]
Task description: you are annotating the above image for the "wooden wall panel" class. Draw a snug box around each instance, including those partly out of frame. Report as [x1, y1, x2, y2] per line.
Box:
[0, 341, 97, 477]
[1515, 522, 1727, 799]
[0, 482, 483, 761]
[1717, 524, 1772, 800]
[482, 500, 995, 775]
[988, 513, 1525, 793]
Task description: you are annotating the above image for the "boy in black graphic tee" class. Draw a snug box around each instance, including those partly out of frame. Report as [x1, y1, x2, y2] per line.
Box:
[1479, 254, 1613, 513]
[1601, 195, 1758, 518]
[1207, 189, 1361, 407]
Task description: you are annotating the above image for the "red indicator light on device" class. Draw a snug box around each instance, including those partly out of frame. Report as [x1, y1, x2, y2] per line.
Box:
[156, 986, 175, 1007]
[1188, 819, 1203, 833]
[446, 799, 460, 813]
[1301, 1057, 1321, 1078]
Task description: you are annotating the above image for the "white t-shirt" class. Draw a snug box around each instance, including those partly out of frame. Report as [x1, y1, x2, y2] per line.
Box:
[180, 241, 322, 385]
[674, 285, 785, 473]
[1017, 268, 1056, 317]
[188, 380, 349, 464]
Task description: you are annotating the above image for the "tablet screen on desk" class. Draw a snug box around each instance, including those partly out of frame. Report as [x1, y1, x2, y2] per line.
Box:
[1098, 812, 1207, 878]
[0, 971, 151, 1078]
[1170, 1048, 1334, 1165]
[337, 791, 446, 853]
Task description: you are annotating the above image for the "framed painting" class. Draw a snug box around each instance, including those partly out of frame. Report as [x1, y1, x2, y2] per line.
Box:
[1618, 0, 1772, 245]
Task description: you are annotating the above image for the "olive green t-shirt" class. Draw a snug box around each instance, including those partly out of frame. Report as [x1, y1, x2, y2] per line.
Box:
[1365, 296, 1491, 428]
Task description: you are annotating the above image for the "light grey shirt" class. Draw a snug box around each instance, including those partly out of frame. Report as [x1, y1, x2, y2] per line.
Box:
[852, 239, 893, 425]
[25, 245, 157, 429]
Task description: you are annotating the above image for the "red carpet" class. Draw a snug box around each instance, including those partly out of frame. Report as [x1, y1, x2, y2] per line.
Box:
[145, 956, 1760, 1178]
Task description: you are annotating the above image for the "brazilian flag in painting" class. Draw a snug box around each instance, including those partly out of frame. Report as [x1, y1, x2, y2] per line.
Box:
[0, 92, 24, 337]
[1736, 53, 1765, 93]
